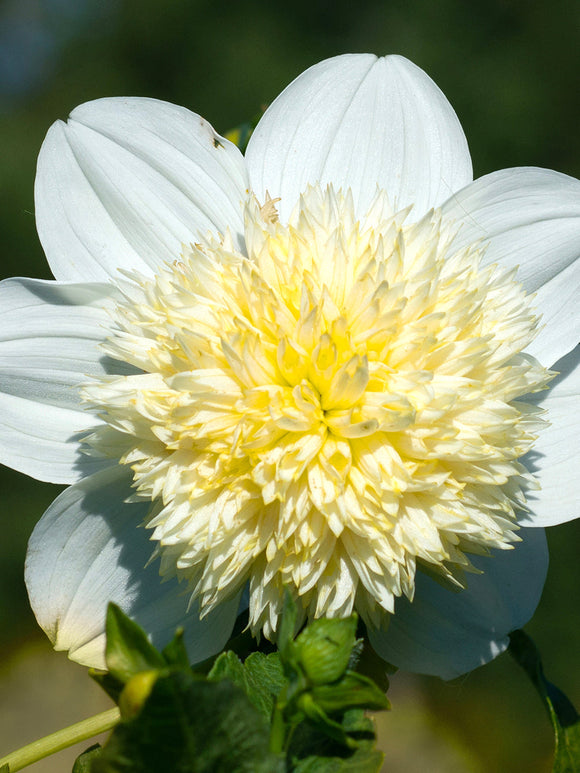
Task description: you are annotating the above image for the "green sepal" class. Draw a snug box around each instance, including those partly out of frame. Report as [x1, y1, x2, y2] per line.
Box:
[287, 708, 379, 767]
[104, 604, 166, 685]
[90, 669, 126, 704]
[161, 628, 190, 669]
[296, 692, 356, 749]
[509, 629, 580, 772]
[310, 671, 390, 714]
[72, 744, 102, 772]
[118, 670, 160, 720]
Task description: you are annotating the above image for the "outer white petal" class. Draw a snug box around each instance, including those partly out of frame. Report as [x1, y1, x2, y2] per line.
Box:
[25, 466, 240, 669]
[442, 168, 580, 367]
[36, 97, 249, 283]
[0, 278, 131, 483]
[520, 346, 580, 526]
[246, 54, 472, 222]
[368, 528, 548, 679]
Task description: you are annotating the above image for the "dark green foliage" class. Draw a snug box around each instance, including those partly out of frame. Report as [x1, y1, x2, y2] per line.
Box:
[510, 630, 580, 772]
[85, 602, 389, 772]
[92, 673, 284, 773]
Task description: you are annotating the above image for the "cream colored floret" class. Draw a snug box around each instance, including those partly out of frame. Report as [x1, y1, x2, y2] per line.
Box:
[83, 186, 550, 638]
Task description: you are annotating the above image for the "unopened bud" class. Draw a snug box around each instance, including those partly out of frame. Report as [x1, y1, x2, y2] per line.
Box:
[118, 670, 159, 719]
[295, 614, 358, 685]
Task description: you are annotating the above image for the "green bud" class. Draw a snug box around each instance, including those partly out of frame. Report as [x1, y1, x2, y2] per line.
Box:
[294, 615, 358, 685]
[118, 670, 159, 720]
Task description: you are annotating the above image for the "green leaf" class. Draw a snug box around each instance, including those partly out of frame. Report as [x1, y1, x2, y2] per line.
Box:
[93, 670, 285, 773]
[293, 748, 384, 773]
[295, 616, 358, 685]
[104, 604, 166, 685]
[209, 650, 287, 722]
[243, 652, 287, 721]
[72, 744, 102, 772]
[554, 723, 580, 773]
[208, 650, 246, 686]
[292, 748, 384, 773]
[509, 630, 580, 772]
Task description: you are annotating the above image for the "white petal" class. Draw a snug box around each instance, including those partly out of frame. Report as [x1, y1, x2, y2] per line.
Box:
[0, 278, 128, 483]
[36, 97, 249, 282]
[25, 466, 240, 669]
[368, 528, 548, 679]
[442, 167, 580, 367]
[520, 346, 580, 526]
[246, 54, 472, 222]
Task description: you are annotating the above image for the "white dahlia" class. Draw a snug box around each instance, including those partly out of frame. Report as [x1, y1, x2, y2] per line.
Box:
[3, 54, 578, 679]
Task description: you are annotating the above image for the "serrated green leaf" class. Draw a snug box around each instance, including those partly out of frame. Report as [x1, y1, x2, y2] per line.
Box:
[105, 604, 166, 685]
[72, 744, 102, 772]
[509, 630, 580, 773]
[208, 650, 245, 685]
[209, 650, 287, 722]
[243, 652, 287, 721]
[93, 670, 285, 773]
[310, 671, 390, 714]
[292, 748, 384, 772]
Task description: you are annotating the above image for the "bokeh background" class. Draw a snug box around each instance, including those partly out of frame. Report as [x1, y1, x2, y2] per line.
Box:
[1, 0, 579, 771]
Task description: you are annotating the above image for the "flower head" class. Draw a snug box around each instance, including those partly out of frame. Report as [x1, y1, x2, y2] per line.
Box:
[5, 54, 579, 678]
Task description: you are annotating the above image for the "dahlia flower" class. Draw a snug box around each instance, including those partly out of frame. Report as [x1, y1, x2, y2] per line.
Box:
[3, 54, 578, 679]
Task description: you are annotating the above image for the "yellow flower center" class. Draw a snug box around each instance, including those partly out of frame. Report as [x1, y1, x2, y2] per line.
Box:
[84, 186, 550, 637]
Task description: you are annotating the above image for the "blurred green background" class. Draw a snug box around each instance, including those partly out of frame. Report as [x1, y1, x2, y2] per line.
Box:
[1, 0, 579, 770]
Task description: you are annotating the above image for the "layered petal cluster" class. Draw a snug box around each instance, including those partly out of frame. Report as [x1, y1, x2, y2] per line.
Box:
[3, 54, 579, 679]
[83, 187, 550, 640]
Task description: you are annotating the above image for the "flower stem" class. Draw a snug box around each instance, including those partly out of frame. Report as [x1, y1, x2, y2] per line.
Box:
[0, 707, 120, 772]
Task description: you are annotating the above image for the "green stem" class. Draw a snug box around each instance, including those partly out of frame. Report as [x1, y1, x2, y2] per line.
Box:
[0, 707, 120, 772]
[269, 701, 287, 755]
